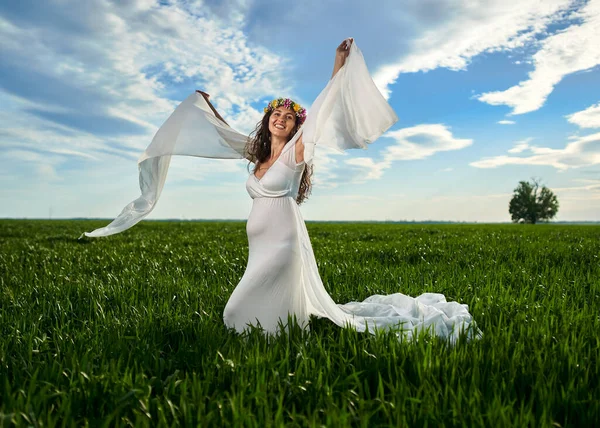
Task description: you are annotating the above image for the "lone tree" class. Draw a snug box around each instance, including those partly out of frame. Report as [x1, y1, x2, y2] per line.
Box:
[509, 179, 559, 224]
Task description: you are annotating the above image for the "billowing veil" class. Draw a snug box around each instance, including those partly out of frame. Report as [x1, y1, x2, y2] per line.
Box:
[80, 40, 397, 238]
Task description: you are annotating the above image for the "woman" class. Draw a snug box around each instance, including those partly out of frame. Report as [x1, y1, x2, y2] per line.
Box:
[223, 40, 353, 332]
[81, 38, 479, 342]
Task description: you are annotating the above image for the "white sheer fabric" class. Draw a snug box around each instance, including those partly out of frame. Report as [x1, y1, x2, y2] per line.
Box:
[80, 40, 480, 342]
[79, 41, 395, 238]
[79, 93, 248, 238]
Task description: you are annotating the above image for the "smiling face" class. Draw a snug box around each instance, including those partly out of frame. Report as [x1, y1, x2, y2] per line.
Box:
[268, 106, 297, 139]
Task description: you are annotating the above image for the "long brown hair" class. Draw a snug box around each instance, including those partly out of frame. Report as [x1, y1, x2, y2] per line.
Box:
[245, 109, 312, 204]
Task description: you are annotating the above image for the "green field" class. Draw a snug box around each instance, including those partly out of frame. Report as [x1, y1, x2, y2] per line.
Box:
[1, 220, 599, 426]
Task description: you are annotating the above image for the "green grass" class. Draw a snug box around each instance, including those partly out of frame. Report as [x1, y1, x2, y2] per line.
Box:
[1, 220, 599, 426]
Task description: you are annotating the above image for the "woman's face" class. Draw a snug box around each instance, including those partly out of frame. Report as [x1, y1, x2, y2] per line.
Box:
[268, 106, 296, 139]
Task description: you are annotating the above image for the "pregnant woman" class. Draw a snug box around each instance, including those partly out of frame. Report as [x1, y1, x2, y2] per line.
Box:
[81, 39, 480, 343]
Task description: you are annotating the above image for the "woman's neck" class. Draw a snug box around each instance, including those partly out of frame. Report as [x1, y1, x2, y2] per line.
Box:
[270, 136, 287, 158]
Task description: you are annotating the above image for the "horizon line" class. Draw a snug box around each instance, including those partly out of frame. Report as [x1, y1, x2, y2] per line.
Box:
[2, 217, 599, 224]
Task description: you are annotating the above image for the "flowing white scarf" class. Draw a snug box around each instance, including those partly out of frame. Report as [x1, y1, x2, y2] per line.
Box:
[80, 41, 398, 238]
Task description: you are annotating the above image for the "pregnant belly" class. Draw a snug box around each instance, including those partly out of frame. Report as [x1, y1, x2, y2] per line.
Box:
[246, 197, 298, 254]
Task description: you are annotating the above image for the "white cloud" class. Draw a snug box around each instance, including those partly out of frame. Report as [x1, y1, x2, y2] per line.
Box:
[470, 132, 600, 170]
[0, 99, 143, 163]
[345, 157, 388, 181]
[0, 0, 290, 177]
[553, 178, 600, 193]
[343, 124, 472, 182]
[2, 149, 67, 181]
[507, 138, 534, 153]
[310, 146, 346, 188]
[566, 102, 600, 128]
[498, 120, 516, 125]
[384, 124, 473, 161]
[166, 157, 247, 184]
[373, 0, 574, 99]
[547, 179, 600, 206]
[478, 0, 600, 114]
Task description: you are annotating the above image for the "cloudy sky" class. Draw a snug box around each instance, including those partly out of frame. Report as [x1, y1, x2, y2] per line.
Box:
[1, 0, 599, 222]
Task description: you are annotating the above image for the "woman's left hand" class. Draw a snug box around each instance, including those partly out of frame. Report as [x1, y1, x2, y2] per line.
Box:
[331, 38, 353, 78]
[335, 38, 353, 65]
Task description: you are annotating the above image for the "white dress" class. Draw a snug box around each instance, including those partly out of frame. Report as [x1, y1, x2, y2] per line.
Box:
[223, 138, 480, 343]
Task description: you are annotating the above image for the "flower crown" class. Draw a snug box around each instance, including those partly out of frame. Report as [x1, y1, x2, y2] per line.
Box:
[263, 97, 307, 125]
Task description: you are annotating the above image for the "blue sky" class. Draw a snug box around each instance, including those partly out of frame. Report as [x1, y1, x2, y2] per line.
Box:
[1, 0, 599, 222]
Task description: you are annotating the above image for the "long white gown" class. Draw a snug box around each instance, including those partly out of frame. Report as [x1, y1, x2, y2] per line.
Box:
[222, 137, 479, 343]
[80, 40, 480, 343]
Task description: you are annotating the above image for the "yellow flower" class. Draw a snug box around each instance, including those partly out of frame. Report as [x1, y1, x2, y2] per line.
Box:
[293, 103, 301, 112]
[264, 107, 269, 113]
[271, 100, 278, 108]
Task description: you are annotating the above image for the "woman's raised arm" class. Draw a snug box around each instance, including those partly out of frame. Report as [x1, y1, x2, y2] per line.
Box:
[295, 133, 304, 164]
[196, 90, 256, 162]
[196, 90, 229, 126]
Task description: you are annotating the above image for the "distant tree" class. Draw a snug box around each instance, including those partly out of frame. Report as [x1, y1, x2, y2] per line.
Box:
[509, 179, 559, 224]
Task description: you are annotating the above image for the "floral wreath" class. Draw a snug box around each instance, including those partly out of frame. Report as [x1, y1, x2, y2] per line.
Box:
[263, 97, 307, 125]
